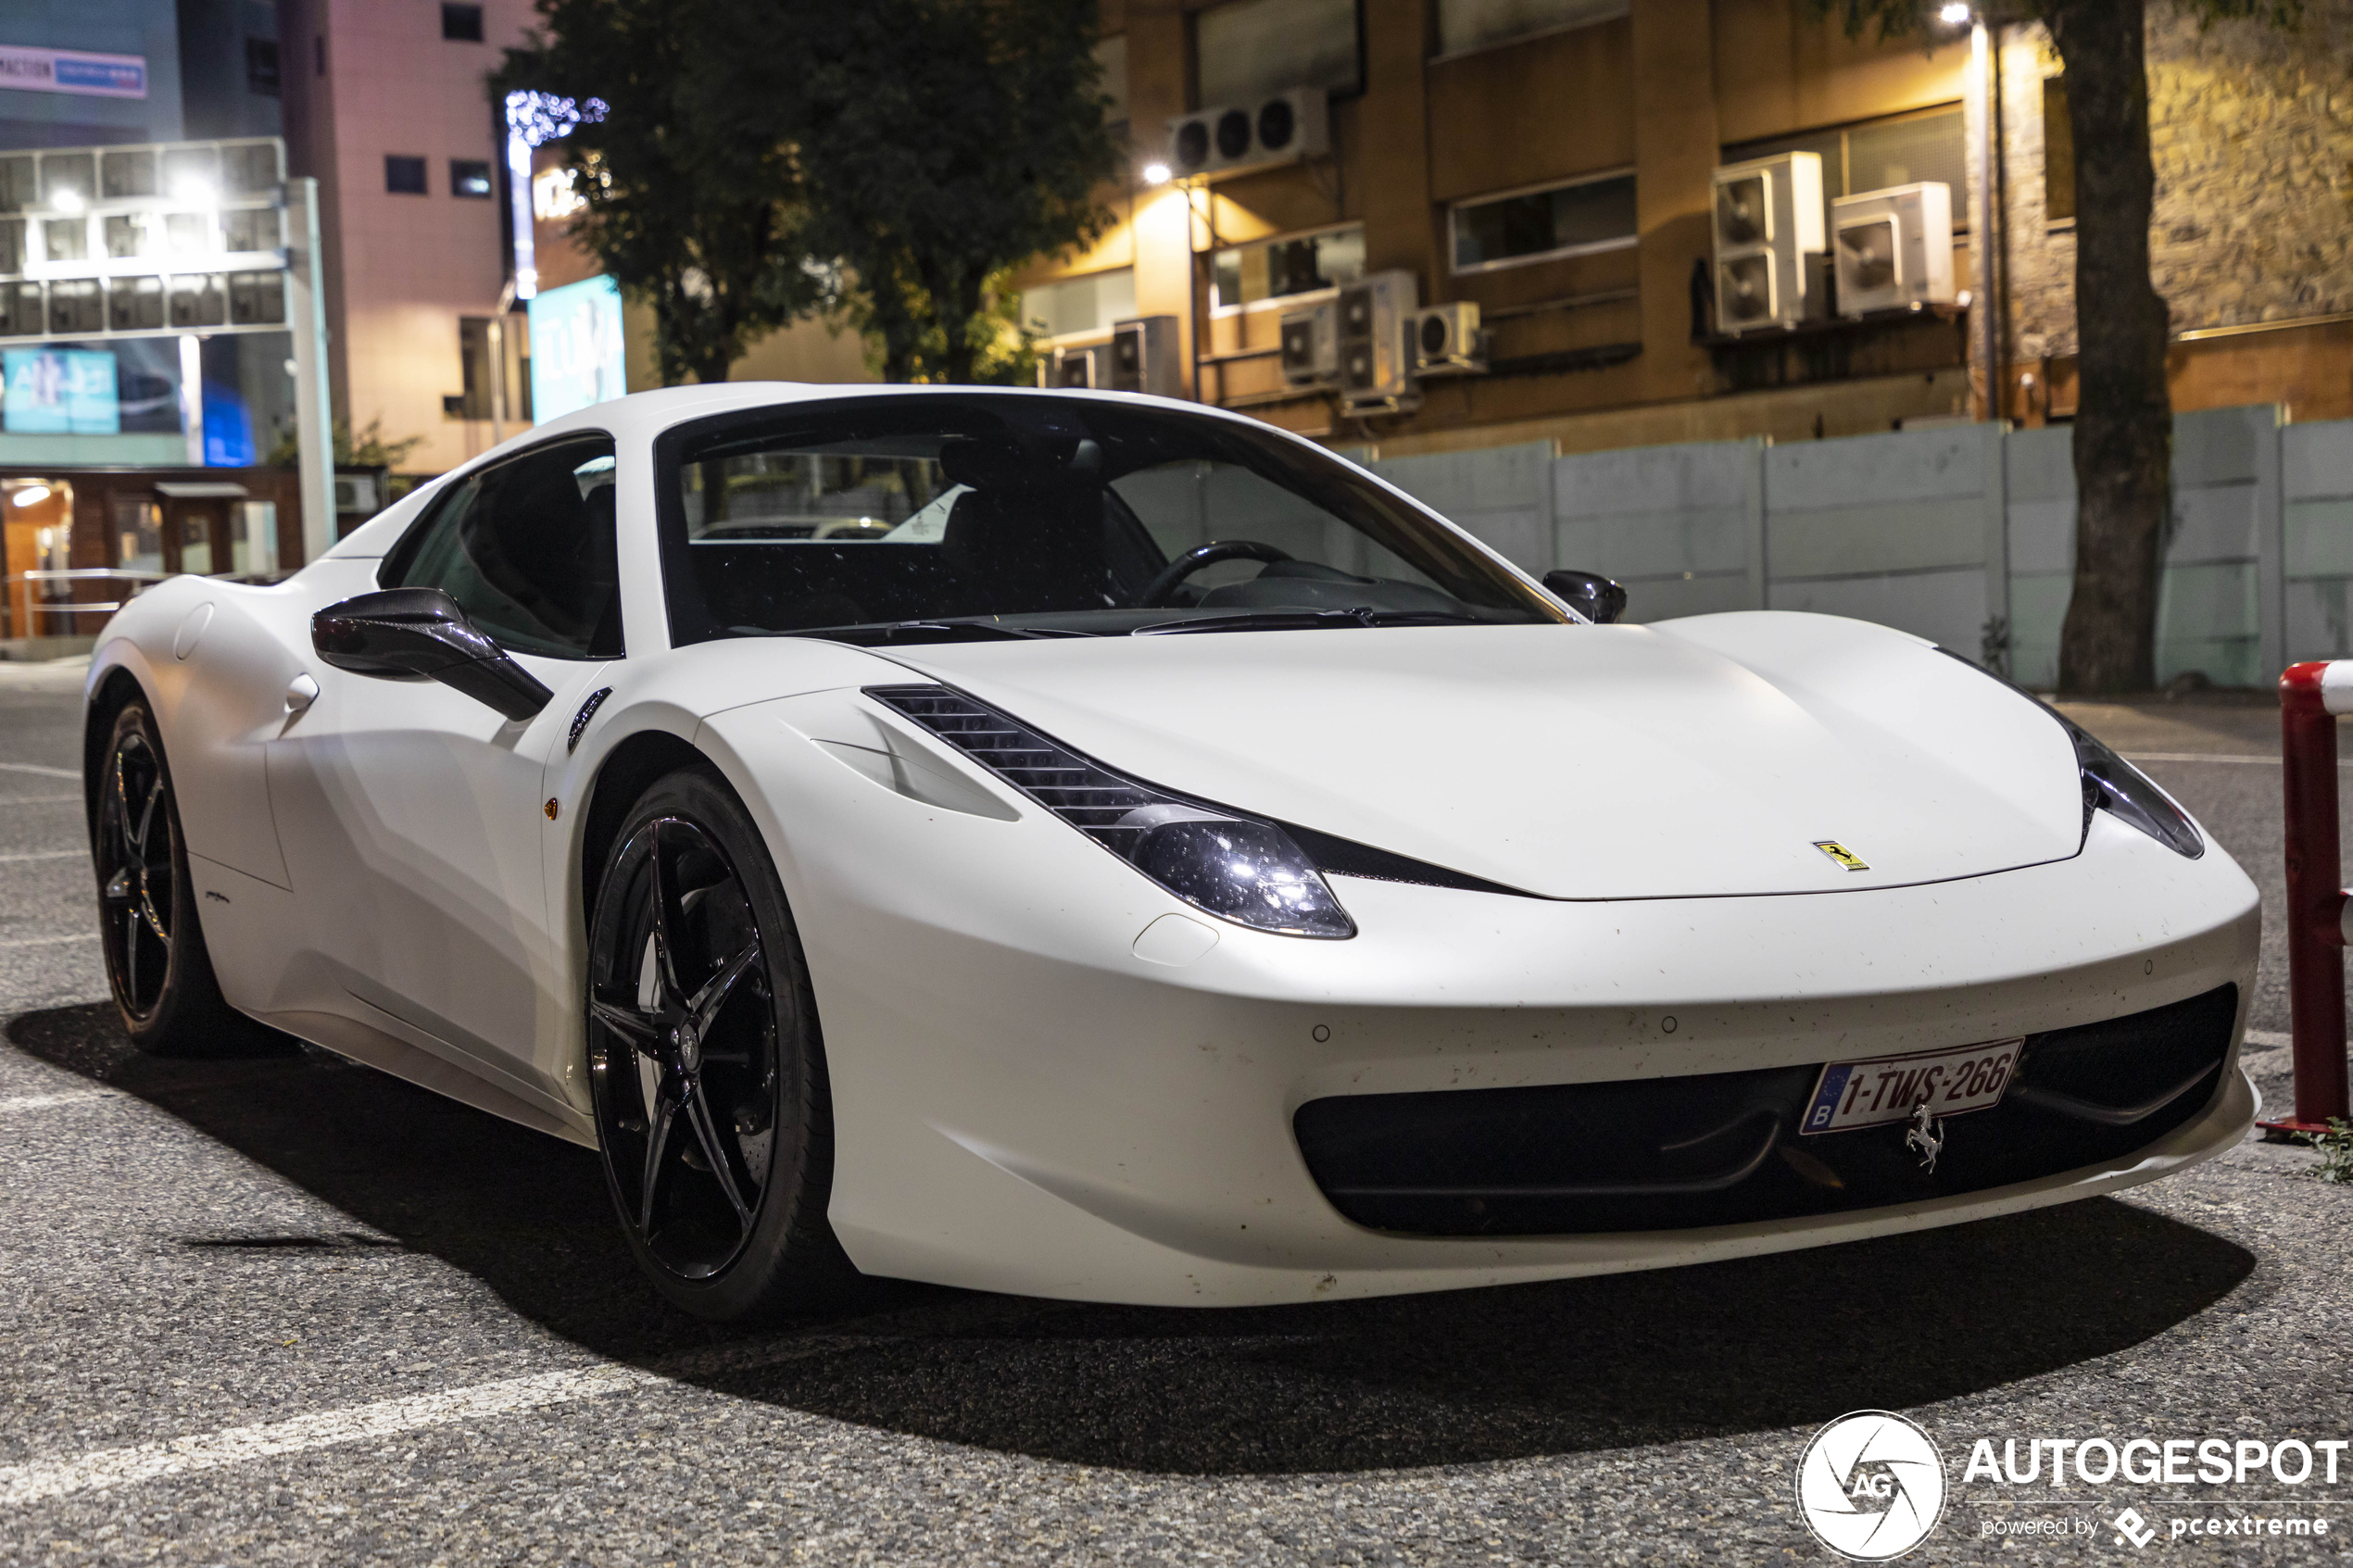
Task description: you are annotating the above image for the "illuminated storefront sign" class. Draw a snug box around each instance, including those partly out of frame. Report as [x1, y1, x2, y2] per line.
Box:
[0, 45, 147, 100]
[526, 273, 625, 423]
[3, 347, 121, 433]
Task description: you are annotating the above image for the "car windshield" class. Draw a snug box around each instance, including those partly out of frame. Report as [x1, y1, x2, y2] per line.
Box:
[655, 393, 1564, 646]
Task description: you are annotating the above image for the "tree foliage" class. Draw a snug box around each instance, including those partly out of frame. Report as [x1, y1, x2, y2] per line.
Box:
[497, 0, 828, 387]
[800, 0, 1121, 384]
[1810, 0, 2296, 694]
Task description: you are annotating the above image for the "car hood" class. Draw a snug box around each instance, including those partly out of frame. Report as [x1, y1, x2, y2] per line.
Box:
[865, 612, 2086, 900]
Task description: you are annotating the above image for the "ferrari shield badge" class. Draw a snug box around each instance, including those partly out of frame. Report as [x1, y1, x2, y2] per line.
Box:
[1814, 840, 1869, 872]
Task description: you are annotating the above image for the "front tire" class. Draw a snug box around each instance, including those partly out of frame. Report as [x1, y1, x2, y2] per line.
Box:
[585, 767, 853, 1321]
[91, 699, 260, 1056]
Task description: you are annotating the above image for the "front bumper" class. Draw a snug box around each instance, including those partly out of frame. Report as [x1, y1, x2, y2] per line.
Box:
[705, 704, 2262, 1307]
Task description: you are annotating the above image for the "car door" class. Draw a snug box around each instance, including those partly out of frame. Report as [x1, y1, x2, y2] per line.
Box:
[267, 433, 622, 1107]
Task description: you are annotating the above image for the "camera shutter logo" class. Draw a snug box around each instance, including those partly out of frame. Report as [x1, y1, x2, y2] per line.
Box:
[1795, 1410, 1947, 1560]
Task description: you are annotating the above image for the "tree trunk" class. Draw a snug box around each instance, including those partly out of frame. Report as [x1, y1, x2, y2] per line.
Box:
[939, 268, 985, 385]
[2050, 0, 2172, 696]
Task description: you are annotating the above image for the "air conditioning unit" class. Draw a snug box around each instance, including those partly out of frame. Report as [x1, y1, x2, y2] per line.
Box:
[1278, 301, 1336, 386]
[1164, 87, 1329, 181]
[1337, 270, 1418, 413]
[1831, 182, 1957, 317]
[1040, 344, 1107, 389]
[1711, 151, 1825, 335]
[1109, 315, 1182, 398]
[1409, 302, 1485, 377]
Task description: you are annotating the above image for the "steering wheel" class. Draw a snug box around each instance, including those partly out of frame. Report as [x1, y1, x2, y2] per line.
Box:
[1139, 540, 1294, 608]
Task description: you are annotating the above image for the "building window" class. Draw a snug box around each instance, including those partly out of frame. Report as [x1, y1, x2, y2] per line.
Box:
[1451, 169, 1637, 273]
[2043, 77, 2074, 221]
[1196, 0, 1361, 107]
[1723, 105, 1967, 240]
[385, 156, 428, 195]
[450, 159, 494, 199]
[455, 316, 493, 419]
[1211, 223, 1365, 313]
[1095, 34, 1128, 132]
[1435, 0, 1627, 58]
[441, 4, 485, 43]
[245, 37, 280, 96]
[1021, 267, 1138, 340]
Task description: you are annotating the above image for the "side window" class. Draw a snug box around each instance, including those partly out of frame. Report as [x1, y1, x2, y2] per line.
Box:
[384, 435, 622, 659]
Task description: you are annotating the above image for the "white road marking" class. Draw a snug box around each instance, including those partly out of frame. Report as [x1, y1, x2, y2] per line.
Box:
[2246, 1029, 2293, 1049]
[0, 1090, 117, 1112]
[0, 761, 77, 779]
[0, 933, 97, 949]
[0, 1365, 664, 1506]
[0, 850, 82, 863]
[0, 1309, 1053, 1507]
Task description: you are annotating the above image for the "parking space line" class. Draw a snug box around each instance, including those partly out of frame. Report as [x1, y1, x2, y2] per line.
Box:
[0, 850, 82, 863]
[0, 1090, 118, 1112]
[0, 1305, 1059, 1507]
[0, 934, 96, 949]
[0, 762, 77, 779]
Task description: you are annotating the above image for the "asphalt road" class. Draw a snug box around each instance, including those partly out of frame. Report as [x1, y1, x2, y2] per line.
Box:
[5, 663, 2352, 1566]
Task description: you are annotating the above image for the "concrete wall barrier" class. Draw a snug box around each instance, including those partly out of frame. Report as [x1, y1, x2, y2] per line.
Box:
[1362, 403, 2347, 687]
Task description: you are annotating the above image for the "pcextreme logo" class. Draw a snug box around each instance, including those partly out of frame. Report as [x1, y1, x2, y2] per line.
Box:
[1796, 1411, 1948, 1561]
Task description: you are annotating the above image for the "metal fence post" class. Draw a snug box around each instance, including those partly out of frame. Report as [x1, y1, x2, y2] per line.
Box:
[2264, 659, 2353, 1136]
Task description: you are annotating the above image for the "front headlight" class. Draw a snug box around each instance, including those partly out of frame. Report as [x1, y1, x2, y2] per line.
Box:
[2067, 720, 2204, 859]
[1936, 646, 2205, 860]
[867, 684, 1356, 937]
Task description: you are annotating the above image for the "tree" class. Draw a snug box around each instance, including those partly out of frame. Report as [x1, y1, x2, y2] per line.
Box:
[1813, 0, 2296, 693]
[801, 0, 1121, 383]
[264, 416, 424, 470]
[496, 0, 828, 387]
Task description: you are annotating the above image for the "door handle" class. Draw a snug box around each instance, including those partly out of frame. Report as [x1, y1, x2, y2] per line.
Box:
[284, 672, 320, 715]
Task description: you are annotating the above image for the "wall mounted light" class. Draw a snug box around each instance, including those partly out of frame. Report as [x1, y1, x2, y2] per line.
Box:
[10, 484, 53, 508]
[1939, 3, 1971, 21]
[1141, 162, 1172, 186]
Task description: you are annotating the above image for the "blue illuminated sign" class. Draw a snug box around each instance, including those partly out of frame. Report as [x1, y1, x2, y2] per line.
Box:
[3, 348, 121, 434]
[526, 274, 626, 423]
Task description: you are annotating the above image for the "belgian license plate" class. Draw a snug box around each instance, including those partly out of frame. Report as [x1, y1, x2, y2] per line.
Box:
[1800, 1038, 2025, 1135]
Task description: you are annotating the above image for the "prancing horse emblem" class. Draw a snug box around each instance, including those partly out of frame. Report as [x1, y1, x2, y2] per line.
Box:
[1906, 1100, 1945, 1173]
[1814, 840, 1869, 872]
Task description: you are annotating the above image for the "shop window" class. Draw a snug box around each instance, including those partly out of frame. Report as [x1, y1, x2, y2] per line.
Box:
[1211, 223, 1365, 312]
[2043, 78, 2074, 221]
[385, 156, 428, 195]
[450, 159, 494, 199]
[1021, 268, 1138, 340]
[1452, 170, 1636, 273]
[1196, 0, 1360, 107]
[1435, 0, 1626, 58]
[441, 4, 485, 43]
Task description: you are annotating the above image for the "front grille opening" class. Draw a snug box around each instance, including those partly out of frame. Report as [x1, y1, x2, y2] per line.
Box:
[1294, 985, 2238, 1236]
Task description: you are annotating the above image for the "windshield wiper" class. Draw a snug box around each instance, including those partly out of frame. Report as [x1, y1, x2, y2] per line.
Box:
[783, 618, 1093, 646]
[1129, 608, 1491, 636]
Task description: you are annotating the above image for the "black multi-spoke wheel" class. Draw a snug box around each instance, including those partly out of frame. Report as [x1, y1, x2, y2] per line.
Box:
[90, 699, 258, 1055]
[585, 769, 850, 1319]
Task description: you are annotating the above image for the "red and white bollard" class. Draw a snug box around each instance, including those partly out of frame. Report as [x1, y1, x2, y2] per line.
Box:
[2262, 660, 2353, 1137]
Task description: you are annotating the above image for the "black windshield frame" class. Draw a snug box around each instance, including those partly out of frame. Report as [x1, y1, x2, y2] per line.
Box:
[649, 392, 1566, 647]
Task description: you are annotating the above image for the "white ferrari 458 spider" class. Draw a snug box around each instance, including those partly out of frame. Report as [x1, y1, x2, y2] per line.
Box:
[81, 383, 2259, 1320]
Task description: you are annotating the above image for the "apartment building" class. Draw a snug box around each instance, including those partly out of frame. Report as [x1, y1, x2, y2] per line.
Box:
[988, 0, 2349, 458]
[277, 0, 531, 476]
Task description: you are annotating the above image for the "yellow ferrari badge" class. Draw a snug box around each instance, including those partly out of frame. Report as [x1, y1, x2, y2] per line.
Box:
[1813, 840, 1869, 872]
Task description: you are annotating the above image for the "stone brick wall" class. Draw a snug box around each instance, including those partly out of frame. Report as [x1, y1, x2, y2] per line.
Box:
[1987, 1, 2353, 376]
